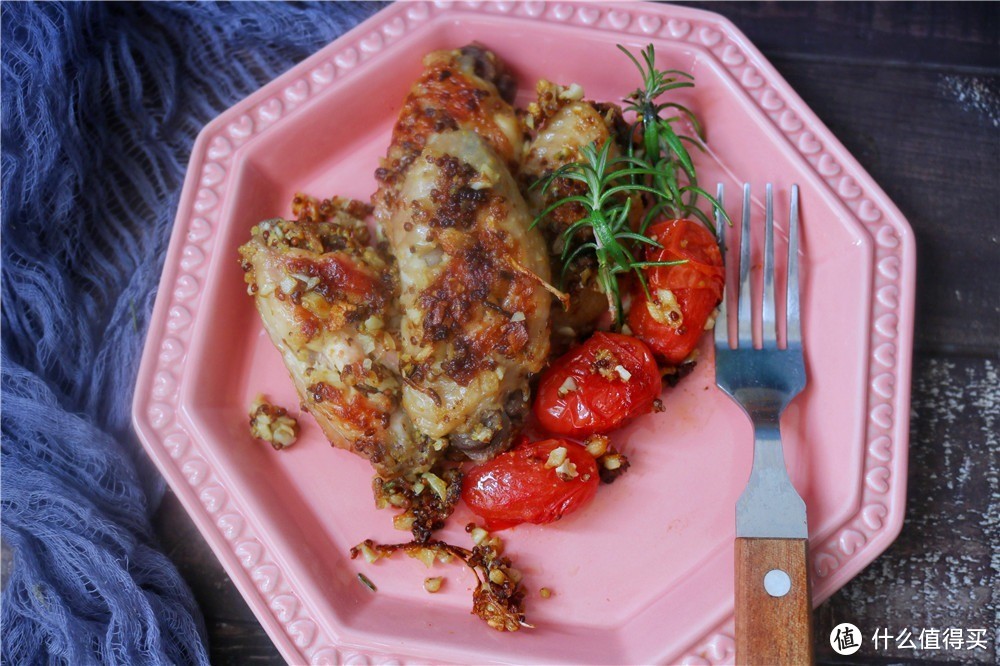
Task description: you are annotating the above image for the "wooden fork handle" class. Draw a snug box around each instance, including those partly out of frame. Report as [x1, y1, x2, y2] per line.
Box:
[735, 537, 814, 665]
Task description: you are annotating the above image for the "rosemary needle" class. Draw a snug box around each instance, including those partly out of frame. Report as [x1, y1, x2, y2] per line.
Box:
[357, 573, 377, 592]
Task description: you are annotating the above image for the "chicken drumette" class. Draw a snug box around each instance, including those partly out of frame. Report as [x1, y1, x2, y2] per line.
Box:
[372, 45, 552, 461]
[238, 196, 442, 478]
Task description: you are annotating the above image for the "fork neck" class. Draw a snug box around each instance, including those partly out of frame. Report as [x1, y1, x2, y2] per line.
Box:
[752, 422, 781, 444]
[749, 425, 793, 486]
[746, 409, 782, 432]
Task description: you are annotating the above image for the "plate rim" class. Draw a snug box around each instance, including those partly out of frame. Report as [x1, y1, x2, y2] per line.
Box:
[132, 2, 916, 663]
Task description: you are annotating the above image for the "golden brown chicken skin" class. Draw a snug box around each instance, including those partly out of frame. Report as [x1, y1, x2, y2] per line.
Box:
[374, 44, 522, 195]
[373, 46, 551, 461]
[238, 196, 442, 478]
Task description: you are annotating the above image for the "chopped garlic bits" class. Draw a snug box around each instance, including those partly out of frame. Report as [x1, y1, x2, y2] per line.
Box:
[249, 395, 300, 450]
[581, 435, 631, 484]
[421, 472, 449, 502]
[554, 459, 579, 481]
[542, 445, 580, 481]
[647, 288, 684, 328]
[557, 376, 578, 396]
[583, 434, 609, 458]
[544, 446, 568, 469]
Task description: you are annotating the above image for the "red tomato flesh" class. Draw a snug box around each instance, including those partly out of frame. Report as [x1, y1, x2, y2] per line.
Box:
[627, 219, 724, 365]
[533, 332, 662, 438]
[462, 439, 599, 530]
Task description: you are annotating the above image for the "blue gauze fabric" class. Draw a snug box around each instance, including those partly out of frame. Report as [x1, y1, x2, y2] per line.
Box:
[1, 3, 383, 663]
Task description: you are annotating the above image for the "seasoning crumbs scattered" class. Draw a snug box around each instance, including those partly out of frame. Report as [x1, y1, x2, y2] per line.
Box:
[249, 395, 300, 450]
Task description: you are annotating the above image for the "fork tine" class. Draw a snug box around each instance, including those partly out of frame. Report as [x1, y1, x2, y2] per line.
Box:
[737, 183, 753, 348]
[787, 184, 801, 345]
[714, 183, 728, 348]
[762, 184, 776, 347]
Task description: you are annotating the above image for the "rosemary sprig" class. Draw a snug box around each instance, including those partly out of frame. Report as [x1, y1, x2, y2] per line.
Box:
[619, 43, 729, 233]
[532, 140, 684, 327]
[532, 43, 729, 328]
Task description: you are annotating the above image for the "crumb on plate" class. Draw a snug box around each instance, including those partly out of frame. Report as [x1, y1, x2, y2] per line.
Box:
[249, 395, 300, 450]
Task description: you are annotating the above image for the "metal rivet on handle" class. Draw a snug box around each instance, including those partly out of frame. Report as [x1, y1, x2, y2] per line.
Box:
[764, 569, 791, 597]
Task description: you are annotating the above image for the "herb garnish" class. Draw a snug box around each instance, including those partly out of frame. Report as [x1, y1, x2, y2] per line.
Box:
[532, 43, 728, 327]
[620, 43, 728, 233]
[532, 140, 684, 327]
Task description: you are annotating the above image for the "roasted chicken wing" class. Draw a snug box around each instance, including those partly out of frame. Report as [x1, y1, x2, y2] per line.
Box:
[238, 196, 441, 478]
[521, 81, 629, 342]
[373, 46, 552, 461]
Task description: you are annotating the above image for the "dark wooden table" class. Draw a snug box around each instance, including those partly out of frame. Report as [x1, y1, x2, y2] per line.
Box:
[152, 3, 999, 664]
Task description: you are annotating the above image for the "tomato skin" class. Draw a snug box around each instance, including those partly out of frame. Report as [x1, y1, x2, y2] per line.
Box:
[533, 332, 662, 438]
[627, 219, 725, 365]
[462, 439, 599, 530]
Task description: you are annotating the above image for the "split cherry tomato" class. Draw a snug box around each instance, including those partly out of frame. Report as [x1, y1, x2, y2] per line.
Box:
[462, 438, 599, 530]
[533, 332, 661, 438]
[627, 219, 724, 365]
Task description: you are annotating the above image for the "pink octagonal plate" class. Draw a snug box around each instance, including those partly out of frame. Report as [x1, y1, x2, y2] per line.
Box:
[133, 2, 916, 664]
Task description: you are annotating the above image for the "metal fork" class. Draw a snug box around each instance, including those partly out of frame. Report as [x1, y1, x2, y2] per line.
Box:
[714, 184, 813, 665]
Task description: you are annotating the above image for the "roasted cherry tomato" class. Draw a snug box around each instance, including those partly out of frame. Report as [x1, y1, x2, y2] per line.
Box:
[462, 438, 599, 530]
[627, 219, 724, 365]
[533, 332, 661, 437]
